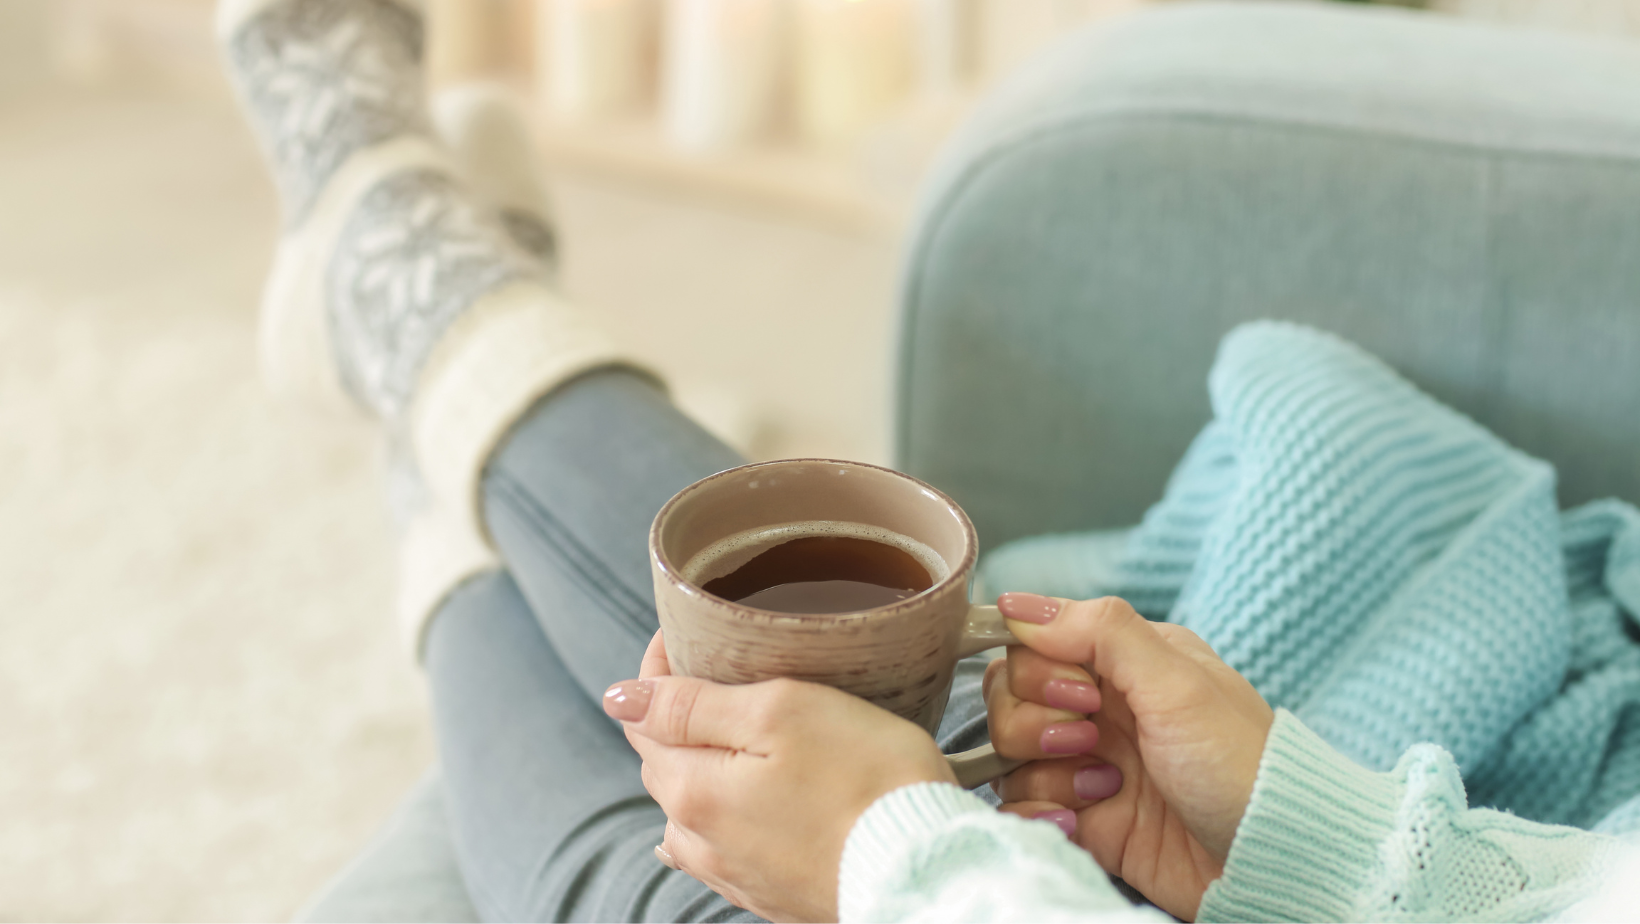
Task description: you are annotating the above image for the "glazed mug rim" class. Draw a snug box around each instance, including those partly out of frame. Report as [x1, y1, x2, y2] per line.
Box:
[648, 457, 980, 622]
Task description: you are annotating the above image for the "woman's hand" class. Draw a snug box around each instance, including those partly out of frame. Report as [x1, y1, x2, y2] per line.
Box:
[985, 593, 1274, 921]
[605, 631, 955, 923]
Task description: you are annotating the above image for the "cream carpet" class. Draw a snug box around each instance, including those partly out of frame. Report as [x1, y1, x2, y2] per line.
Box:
[0, 76, 895, 920]
[0, 85, 426, 921]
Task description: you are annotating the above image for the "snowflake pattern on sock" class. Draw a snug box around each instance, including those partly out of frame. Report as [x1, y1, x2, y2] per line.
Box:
[228, 0, 427, 225]
[327, 170, 545, 420]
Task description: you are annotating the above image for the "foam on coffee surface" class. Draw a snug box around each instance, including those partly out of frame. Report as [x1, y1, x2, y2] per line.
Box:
[682, 520, 949, 590]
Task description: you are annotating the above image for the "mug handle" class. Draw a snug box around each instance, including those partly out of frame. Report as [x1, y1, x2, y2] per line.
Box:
[945, 605, 1029, 789]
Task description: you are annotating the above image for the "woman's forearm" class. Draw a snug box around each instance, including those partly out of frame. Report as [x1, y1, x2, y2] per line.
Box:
[1199, 711, 1631, 923]
[839, 782, 1168, 923]
[842, 711, 1637, 924]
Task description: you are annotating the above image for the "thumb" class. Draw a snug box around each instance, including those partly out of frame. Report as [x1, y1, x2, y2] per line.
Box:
[603, 675, 768, 754]
[997, 594, 1204, 705]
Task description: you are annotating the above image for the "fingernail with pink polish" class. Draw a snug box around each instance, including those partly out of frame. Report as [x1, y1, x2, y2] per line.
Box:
[1074, 764, 1123, 802]
[1033, 809, 1077, 838]
[1043, 678, 1100, 713]
[1040, 720, 1099, 754]
[603, 680, 654, 722]
[997, 593, 1061, 625]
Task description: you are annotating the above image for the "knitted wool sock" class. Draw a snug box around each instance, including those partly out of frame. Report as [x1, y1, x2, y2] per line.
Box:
[219, 0, 636, 655]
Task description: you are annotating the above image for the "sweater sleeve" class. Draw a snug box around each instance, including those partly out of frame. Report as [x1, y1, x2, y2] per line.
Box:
[1199, 710, 1631, 923]
[837, 782, 1168, 923]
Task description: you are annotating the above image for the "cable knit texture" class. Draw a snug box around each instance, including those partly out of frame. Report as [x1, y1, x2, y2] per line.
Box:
[840, 324, 1640, 920]
[1197, 712, 1632, 923]
[827, 323, 1640, 920]
[981, 322, 1640, 832]
[846, 323, 1640, 921]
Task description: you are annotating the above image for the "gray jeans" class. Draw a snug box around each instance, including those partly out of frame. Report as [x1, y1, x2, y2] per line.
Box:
[424, 369, 995, 923]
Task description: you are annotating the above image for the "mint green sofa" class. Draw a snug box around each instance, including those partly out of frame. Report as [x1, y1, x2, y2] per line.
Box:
[298, 2, 1640, 919]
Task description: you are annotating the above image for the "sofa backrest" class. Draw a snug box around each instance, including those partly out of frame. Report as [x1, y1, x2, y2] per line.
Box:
[897, 0, 1640, 550]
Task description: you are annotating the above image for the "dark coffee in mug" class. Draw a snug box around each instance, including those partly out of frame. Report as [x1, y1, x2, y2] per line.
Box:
[683, 521, 947, 616]
[702, 535, 933, 613]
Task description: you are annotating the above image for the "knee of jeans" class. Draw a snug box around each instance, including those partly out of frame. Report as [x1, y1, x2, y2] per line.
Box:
[424, 569, 524, 666]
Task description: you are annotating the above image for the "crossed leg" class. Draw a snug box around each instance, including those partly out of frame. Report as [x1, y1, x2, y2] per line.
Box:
[427, 369, 748, 922]
[424, 369, 995, 922]
[212, 1, 989, 917]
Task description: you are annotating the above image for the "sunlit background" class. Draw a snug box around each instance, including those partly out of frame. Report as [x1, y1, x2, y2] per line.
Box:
[1, 0, 1638, 919]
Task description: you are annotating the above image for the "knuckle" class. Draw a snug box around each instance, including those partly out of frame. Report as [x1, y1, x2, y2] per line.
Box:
[1060, 598, 1107, 635]
[988, 708, 1037, 758]
[657, 681, 703, 743]
[748, 678, 801, 733]
[982, 656, 1006, 698]
[984, 697, 1011, 733]
[1012, 650, 1049, 686]
[1039, 758, 1085, 797]
[1010, 653, 1048, 696]
[1087, 595, 1137, 628]
[669, 786, 712, 829]
[1155, 622, 1204, 646]
[1050, 596, 1136, 660]
[1180, 626, 1223, 658]
[984, 658, 1010, 705]
[995, 760, 1051, 802]
[762, 677, 804, 706]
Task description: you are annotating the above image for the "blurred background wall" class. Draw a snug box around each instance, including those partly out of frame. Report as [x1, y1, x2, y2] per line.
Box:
[1, 0, 1637, 919]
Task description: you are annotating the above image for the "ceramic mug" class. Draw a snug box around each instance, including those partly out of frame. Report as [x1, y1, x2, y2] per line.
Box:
[649, 458, 1026, 788]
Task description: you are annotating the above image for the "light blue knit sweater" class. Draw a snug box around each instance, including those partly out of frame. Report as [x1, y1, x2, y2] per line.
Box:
[839, 323, 1640, 921]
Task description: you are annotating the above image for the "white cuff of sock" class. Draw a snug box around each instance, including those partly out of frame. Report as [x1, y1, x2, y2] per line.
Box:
[400, 280, 651, 657]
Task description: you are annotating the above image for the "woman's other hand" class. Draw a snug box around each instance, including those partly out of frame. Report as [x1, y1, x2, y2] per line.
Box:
[985, 594, 1274, 921]
[604, 630, 955, 923]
